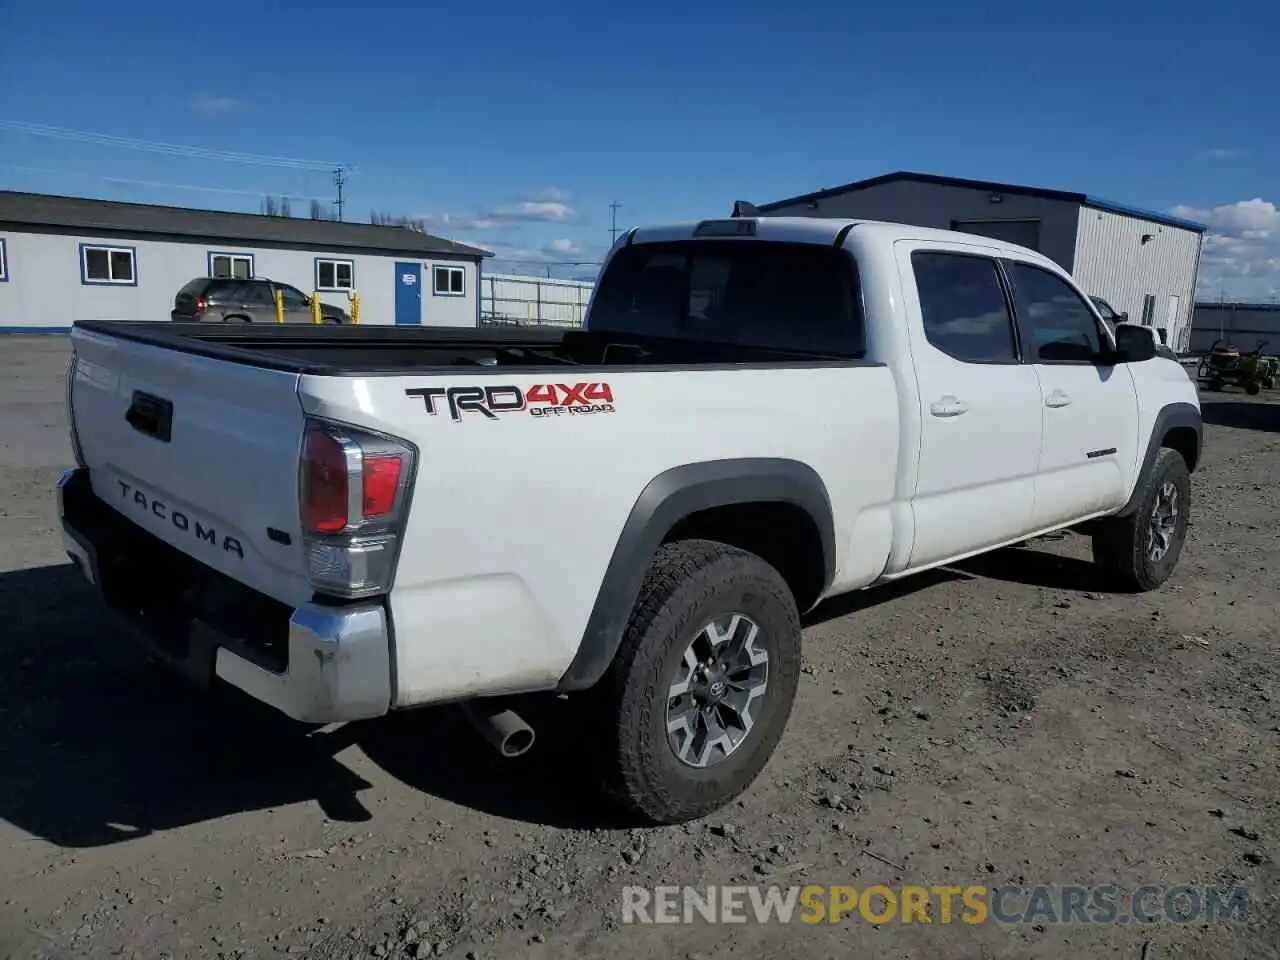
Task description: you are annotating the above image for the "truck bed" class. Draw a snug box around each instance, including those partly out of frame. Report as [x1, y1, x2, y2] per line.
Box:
[73, 320, 861, 376]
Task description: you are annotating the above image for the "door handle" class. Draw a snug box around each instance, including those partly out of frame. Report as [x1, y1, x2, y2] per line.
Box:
[930, 396, 969, 418]
[1045, 390, 1073, 408]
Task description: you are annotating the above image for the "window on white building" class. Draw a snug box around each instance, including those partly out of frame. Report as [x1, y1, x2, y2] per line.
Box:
[316, 258, 354, 291]
[210, 252, 254, 279]
[81, 245, 136, 285]
[433, 265, 465, 296]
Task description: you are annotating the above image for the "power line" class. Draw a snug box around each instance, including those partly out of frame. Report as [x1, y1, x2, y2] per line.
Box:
[0, 119, 339, 171]
[488, 257, 603, 266]
[0, 163, 329, 202]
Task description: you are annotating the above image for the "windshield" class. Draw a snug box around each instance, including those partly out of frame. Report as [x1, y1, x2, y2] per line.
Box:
[586, 240, 864, 357]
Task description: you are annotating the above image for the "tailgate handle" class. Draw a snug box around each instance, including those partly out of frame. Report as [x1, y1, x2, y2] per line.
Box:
[125, 391, 173, 443]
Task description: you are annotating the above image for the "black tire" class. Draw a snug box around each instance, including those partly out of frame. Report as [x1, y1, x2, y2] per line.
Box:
[589, 539, 801, 824]
[1245, 381, 1261, 396]
[223, 314, 251, 324]
[1091, 447, 1191, 592]
[1207, 376, 1224, 392]
[323, 315, 344, 325]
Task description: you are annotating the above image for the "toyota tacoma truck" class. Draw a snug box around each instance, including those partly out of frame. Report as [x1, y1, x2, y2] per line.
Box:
[57, 214, 1201, 824]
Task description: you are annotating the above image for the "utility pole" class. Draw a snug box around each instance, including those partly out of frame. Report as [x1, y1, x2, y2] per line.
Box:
[609, 200, 622, 245]
[333, 166, 347, 222]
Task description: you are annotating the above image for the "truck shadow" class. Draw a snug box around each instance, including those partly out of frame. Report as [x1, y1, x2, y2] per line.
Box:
[1200, 398, 1280, 433]
[949, 542, 1110, 593]
[0, 563, 376, 849]
[0, 545, 1111, 847]
[0, 562, 640, 845]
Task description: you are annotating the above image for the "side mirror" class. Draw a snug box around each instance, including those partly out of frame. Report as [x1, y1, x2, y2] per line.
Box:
[1112, 323, 1156, 363]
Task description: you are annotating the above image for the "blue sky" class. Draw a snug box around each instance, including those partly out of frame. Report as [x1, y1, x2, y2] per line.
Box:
[1, 0, 1277, 294]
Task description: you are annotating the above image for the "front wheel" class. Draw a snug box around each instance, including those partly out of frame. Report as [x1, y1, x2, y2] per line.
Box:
[1091, 447, 1191, 591]
[1245, 381, 1261, 395]
[590, 539, 801, 824]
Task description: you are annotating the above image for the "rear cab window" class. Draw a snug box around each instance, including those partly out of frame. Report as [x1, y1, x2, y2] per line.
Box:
[911, 251, 1018, 363]
[587, 240, 864, 357]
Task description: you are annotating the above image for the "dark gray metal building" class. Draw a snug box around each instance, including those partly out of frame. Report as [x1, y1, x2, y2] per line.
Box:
[754, 171, 1208, 351]
[1189, 301, 1280, 354]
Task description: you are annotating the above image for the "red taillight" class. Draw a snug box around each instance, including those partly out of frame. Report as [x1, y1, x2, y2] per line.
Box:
[362, 455, 403, 519]
[194, 296, 209, 314]
[299, 419, 414, 599]
[302, 426, 349, 533]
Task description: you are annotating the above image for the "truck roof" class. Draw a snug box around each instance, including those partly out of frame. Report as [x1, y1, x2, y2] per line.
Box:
[626, 215, 1058, 268]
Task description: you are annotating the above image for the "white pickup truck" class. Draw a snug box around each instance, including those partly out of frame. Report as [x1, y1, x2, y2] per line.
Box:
[58, 214, 1201, 824]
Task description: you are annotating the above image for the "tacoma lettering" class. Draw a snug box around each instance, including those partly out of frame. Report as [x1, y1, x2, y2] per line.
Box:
[117, 481, 244, 559]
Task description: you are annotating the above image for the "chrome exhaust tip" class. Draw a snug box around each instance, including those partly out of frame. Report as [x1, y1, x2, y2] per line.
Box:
[461, 701, 536, 758]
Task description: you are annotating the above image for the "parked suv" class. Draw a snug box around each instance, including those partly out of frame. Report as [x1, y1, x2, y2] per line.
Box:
[171, 277, 351, 324]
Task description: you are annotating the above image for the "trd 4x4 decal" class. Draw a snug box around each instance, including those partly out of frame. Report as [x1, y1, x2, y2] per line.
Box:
[406, 382, 616, 422]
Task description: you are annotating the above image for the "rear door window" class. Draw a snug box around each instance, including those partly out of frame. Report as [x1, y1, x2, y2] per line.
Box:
[588, 240, 864, 357]
[911, 252, 1018, 363]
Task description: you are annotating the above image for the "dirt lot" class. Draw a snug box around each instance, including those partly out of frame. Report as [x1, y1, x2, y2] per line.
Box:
[1, 335, 1276, 960]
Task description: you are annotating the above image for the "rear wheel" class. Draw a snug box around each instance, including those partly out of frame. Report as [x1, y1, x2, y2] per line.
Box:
[590, 539, 801, 824]
[1245, 381, 1261, 396]
[1091, 447, 1191, 591]
[1206, 376, 1224, 391]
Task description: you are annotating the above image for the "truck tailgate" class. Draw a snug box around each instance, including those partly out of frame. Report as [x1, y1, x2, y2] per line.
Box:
[70, 326, 312, 606]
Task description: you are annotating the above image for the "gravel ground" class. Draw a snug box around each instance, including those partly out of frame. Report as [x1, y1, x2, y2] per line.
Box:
[1, 336, 1276, 960]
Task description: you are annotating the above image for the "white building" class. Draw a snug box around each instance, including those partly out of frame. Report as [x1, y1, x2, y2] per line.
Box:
[0, 190, 491, 332]
[753, 171, 1207, 352]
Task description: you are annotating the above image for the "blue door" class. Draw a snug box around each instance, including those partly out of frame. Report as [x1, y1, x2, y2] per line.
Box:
[395, 262, 422, 325]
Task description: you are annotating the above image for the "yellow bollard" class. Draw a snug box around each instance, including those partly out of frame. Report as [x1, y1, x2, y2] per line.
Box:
[274, 288, 284, 323]
[311, 291, 322, 325]
[349, 291, 361, 325]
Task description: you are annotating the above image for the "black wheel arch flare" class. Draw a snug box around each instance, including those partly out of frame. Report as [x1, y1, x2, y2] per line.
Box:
[1116, 401, 1202, 517]
[557, 458, 836, 691]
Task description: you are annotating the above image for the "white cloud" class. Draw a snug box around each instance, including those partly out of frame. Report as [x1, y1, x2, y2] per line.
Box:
[419, 190, 579, 232]
[546, 237, 583, 255]
[1171, 198, 1280, 237]
[1202, 148, 1243, 161]
[189, 95, 249, 115]
[488, 200, 577, 223]
[419, 212, 497, 231]
[1171, 197, 1280, 300]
